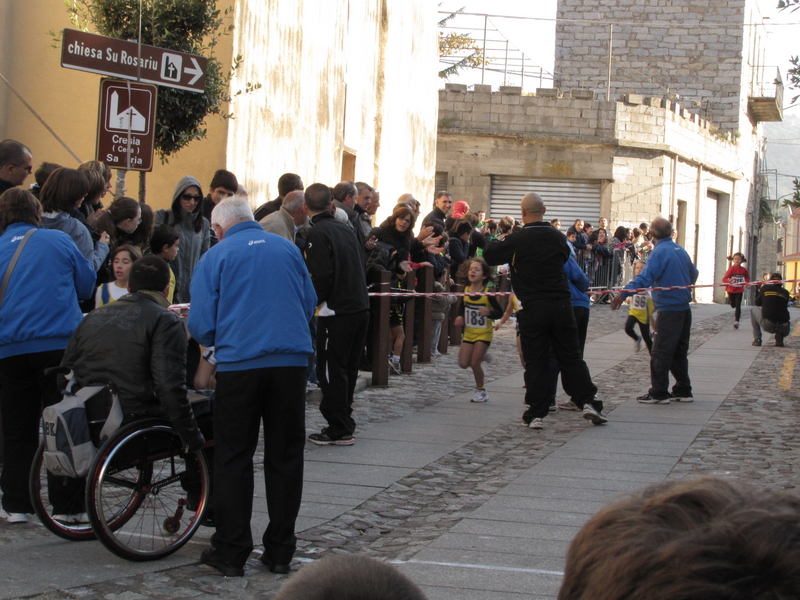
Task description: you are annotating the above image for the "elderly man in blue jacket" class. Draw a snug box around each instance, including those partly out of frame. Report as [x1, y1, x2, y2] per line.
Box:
[189, 196, 317, 577]
[611, 217, 699, 404]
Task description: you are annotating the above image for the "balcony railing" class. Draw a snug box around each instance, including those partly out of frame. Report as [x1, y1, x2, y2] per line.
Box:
[748, 67, 784, 123]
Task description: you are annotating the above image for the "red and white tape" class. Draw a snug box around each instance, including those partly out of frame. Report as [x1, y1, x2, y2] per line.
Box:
[167, 279, 800, 314]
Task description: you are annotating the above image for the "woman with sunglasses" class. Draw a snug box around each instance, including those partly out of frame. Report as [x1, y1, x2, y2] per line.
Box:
[154, 176, 210, 303]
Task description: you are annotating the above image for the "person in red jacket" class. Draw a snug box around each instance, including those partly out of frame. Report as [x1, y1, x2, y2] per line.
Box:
[722, 252, 750, 328]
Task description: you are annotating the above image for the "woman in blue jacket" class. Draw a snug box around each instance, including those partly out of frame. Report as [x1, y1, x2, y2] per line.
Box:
[0, 188, 96, 523]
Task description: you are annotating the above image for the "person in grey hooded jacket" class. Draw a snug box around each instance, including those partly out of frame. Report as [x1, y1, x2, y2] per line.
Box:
[154, 176, 210, 303]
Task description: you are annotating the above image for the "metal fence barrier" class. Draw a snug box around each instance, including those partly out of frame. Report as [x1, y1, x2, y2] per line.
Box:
[575, 246, 650, 302]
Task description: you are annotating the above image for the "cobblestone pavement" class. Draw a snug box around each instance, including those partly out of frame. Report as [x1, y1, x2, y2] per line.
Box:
[4, 305, 799, 599]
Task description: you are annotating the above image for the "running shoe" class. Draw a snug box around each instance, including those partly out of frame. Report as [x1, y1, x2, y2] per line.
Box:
[470, 389, 489, 403]
[636, 393, 670, 404]
[582, 405, 608, 425]
[308, 433, 355, 446]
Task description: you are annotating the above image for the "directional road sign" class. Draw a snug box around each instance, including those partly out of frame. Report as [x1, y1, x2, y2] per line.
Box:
[62, 29, 207, 93]
[96, 78, 157, 171]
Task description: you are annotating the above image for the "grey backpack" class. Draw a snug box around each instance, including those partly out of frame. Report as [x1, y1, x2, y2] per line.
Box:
[42, 385, 122, 478]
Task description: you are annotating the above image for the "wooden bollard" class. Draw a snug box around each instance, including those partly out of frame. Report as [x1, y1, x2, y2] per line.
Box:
[416, 265, 433, 364]
[449, 283, 464, 345]
[371, 271, 391, 387]
[400, 275, 415, 374]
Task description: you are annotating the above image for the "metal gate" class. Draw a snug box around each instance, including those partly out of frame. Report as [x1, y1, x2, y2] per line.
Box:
[489, 175, 602, 225]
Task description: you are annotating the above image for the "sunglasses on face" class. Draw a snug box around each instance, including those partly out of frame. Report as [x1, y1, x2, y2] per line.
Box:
[181, 193, 202, 202]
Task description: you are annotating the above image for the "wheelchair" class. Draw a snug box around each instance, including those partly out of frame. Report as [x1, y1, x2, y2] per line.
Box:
[29, 371, 212, 562]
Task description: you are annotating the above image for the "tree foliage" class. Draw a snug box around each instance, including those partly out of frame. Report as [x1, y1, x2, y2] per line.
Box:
[53, 0, 259, 161]
[438, 7, 486, 80]
[779, 1, 800, 105]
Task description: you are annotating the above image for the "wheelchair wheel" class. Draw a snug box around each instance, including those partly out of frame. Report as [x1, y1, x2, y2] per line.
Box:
[86, 419, 209, 561]
[29, 441, 95, 541]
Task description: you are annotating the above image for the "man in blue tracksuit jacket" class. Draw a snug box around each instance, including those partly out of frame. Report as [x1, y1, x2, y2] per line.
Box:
[611, 218, 699, 403]
[188, 196, 316, 577]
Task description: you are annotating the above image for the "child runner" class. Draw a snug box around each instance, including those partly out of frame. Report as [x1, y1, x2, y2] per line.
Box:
[495, 289, 524, 370]
[453, 258, 503, 403]
[722, 252, 749, 328]
[94, 244, 142, 308]
[149, 224, 180, 303]
[624, 259, 654, 352]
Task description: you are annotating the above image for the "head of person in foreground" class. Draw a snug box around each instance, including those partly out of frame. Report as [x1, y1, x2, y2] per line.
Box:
[558, 476, 800, 600]
[274, 554, 427, 600]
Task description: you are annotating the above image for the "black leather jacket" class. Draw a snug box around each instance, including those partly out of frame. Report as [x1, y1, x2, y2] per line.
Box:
[61, 291, 204, 449]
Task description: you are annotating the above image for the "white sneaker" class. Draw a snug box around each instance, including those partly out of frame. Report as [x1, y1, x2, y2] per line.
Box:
[470, 389, 489, 403]
[582, 405, 608, 425]
[389, 358, 402, 375]
[0, 508, 29, 523]
[529, 418, 544, 429]
[734, 321, 739, 329]
[634, 336, 642, 352]
[482, 352, 494, 364]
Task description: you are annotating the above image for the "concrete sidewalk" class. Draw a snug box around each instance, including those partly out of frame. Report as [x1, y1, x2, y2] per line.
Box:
[2, 302, 797, 600]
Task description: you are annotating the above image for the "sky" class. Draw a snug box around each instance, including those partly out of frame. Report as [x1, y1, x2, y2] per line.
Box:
[437, 0, 800, 104]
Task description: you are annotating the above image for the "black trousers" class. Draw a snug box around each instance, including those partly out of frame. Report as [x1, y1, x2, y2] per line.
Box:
[547, 306, 590, 402]
[519, 301, 599, 421]
[212, 365, 306, 568]
[729, 292, 743, 322]
[0, 349, 64, 514]
[649, 309, 692, 399]
[316, 311, 369, 439]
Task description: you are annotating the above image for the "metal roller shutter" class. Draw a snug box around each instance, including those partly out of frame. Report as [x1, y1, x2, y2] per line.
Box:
[490, 175, 601, 225]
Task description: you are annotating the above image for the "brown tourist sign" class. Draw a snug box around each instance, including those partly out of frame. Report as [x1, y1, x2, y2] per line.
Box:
[61, 29, 207, 93]
[96, 78, 157, 171]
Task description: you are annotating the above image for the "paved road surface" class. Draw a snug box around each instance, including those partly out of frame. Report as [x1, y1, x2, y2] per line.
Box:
[2, 303, 798, 599]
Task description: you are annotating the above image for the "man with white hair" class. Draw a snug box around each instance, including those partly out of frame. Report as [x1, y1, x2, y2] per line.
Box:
[189, 197, 317, 577]
[260, 190, 306, 242]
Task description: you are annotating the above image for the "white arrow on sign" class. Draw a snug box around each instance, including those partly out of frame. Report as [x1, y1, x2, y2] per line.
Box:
[184, 58, 203, 86]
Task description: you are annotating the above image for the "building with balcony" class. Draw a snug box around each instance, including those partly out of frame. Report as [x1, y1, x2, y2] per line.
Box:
[436, 0, 782, 303]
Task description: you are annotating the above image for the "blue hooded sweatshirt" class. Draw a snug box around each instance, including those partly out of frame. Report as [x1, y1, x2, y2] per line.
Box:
[188, 220, 317, 371]
[565, 256, 591, 309]
[619, 237, 698, 311]
[0, 223, 96, 359]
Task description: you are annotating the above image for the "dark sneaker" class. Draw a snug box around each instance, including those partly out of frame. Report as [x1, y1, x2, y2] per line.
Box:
[308, 433, 355, 446]
[670, 393, 694, 403]
[260, 553, 291, 574]
[752, 339, 761, 347]
[557, 400, 579, 411]
[582, 405, 608, 425]
[201, 548, 244, 577]
[636, 393, 670, 404]
[776, 334, 785, 347]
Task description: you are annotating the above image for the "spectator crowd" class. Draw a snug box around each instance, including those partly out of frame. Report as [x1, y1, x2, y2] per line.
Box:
[1, 136, 790, 586]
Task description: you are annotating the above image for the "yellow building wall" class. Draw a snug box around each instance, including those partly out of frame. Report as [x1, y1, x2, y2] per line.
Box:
[0, 1, 231, 211]
[1, 0, 437, 217]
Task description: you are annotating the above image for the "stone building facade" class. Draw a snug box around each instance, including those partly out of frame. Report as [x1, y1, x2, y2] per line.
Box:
[436, 0, 780, 304]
